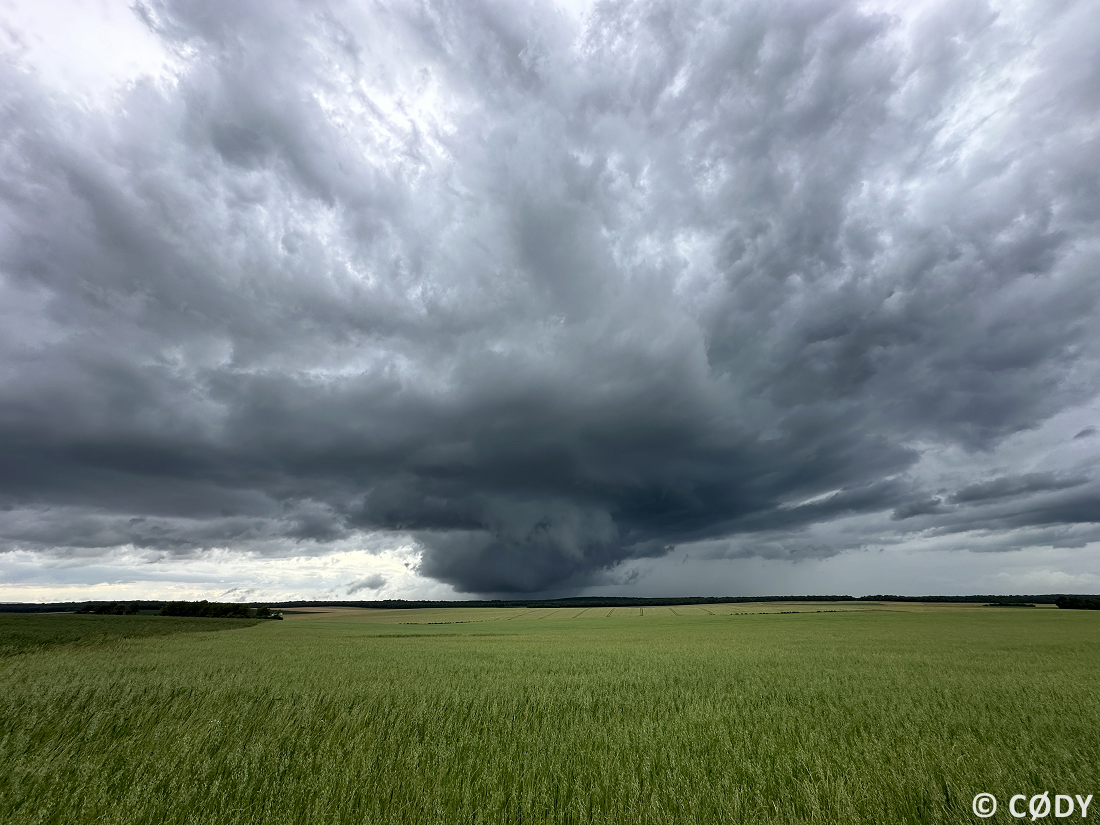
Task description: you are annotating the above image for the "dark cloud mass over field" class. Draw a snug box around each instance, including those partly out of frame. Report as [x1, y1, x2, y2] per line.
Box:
[0, 0, 1098, 597]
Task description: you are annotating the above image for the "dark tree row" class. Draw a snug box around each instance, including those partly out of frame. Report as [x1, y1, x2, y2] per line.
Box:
[77, 602, 141, 615]
[268, 594, 1069, 610]
[1055, 596, 1100, 610]
[74, 600, 283, 618]
[159, 601, 282, 619]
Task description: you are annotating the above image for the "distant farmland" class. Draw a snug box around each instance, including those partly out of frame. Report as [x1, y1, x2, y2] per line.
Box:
[2, 603, 1098, 824]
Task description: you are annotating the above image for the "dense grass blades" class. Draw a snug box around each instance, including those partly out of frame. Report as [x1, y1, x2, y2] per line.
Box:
[2, 606, 1098, 824]
[0, 613, 261, 658]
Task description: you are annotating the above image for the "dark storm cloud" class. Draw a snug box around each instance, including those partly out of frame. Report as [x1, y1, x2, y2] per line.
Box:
[949, 473, 1088, 505]
[1, 0, 1098, 592]
[892, 498, 949, 521]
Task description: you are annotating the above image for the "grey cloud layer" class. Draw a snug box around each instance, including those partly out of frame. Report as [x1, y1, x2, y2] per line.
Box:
[1, 0, 1098, 592]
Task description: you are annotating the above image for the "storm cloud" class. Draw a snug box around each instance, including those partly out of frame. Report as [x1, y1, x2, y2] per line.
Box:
[1, 0, 1098, 595]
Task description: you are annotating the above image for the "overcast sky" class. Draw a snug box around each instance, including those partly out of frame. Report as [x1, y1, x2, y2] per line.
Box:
[1, 0, 1098, 603]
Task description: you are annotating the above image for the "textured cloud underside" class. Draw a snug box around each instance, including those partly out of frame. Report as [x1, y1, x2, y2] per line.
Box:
[0, 0, 1098, 592]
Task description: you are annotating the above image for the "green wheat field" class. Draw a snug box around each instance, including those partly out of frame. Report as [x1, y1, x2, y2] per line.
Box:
[2, 603, 1098, 824]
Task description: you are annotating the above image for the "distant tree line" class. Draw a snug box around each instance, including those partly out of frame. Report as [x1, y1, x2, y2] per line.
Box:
[860, 595, 1051, 604]
[77, 602, 142, 615]
[159, 601, 282, 619]
[1055, 596, 1100, 610]
[4, 594, 1098, 614]
[269, 594, 1071, 609]
[69, 600, 282, 619]
[270, 596, 863, 610]
[1, 601, 159, 614]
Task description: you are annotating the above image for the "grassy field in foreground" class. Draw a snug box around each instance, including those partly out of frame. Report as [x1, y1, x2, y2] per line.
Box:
[2, 605, 1098, 824]
[0, 613, 262, 657]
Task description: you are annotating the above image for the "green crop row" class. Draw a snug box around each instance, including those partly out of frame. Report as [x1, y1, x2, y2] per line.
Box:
[2, 607, 1098, 824]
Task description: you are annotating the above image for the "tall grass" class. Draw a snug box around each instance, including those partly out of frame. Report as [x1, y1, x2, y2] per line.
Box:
[2, 607, 1098, 824]
[0, 613, 261, 657]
